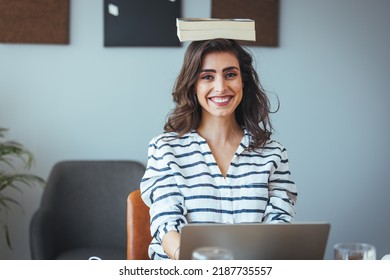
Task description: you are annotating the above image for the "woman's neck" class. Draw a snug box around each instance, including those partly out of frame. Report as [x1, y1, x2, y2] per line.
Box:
[196, 116, 243, 145]
[196, 116, 244, 178]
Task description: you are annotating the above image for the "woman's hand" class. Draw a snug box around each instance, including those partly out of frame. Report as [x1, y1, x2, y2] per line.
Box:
[162, 231, 181, 260]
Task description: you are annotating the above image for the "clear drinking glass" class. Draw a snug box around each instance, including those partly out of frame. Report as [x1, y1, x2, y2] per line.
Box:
[381, 254, 390, 260]
[334, 243, 376, 260]
[192, 246, 234, 260]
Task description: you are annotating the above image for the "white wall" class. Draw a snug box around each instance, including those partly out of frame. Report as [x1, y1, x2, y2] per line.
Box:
[1, 0, 389, 260]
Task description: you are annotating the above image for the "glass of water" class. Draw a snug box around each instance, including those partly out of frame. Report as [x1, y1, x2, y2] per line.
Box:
[334, 243, 376, 260]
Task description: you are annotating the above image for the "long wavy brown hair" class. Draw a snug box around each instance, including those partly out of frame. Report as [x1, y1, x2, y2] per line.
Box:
[164, 39, 277, 150]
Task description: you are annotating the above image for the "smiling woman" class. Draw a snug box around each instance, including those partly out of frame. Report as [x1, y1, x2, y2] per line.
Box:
[139, 38, 297, 260]
[196, 52, 243, 121]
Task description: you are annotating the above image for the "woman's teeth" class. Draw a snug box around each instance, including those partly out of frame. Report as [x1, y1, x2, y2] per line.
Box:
[211, 97, 230, 103]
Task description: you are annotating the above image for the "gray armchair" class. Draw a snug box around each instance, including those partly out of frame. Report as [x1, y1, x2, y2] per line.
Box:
[30, 160, 146, 260]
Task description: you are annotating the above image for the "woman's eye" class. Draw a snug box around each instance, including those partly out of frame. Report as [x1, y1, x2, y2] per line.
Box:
[225, 72, 237, 79]
[201, 74, 213, 80]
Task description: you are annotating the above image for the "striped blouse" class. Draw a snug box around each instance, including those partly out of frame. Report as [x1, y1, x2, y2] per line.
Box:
[140, 129, 298, 260]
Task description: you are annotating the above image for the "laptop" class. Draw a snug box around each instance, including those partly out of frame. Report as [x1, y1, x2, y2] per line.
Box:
[179, 222, 330, 260]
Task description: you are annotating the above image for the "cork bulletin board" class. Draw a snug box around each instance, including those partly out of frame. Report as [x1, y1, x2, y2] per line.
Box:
[212, 0, 279, 47]
[0, 0, 70, 44]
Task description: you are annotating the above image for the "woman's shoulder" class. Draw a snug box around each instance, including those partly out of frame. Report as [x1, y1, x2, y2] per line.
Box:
[149, 131, 177, 146]
[265, 139, 287, 151]
[148, 130, 199, 148]
[247, 138, 288, 156]
[258, 139, 291, 161]
[243, 129, 287, 153]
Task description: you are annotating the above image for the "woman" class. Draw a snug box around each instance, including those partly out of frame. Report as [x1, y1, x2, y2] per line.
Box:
[140, 39, 297, 260]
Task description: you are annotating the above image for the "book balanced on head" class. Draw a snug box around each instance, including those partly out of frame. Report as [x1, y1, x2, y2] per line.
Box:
[176, 18, 256, 42]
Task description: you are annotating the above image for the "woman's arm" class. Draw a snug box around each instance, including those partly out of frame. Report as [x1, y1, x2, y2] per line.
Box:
[162, 231, 181, 260]
[140, 135, 187, 259]
[263, 142, 298, 223]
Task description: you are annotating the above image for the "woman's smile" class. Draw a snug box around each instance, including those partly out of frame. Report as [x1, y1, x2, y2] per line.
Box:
[195, 51, 243, 120]
[208, 95, 234, 106]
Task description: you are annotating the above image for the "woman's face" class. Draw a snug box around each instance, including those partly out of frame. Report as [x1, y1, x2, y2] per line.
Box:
[195, 51, 243, 122]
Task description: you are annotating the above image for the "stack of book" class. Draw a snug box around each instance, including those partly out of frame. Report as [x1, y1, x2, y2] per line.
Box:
[176, 18, 256, 42]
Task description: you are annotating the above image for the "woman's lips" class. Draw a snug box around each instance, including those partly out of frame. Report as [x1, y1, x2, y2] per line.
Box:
[208, 96, 233, 106]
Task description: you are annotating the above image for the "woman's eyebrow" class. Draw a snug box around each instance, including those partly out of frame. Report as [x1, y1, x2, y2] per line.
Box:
[223, 66, 240, 72]
[199, 66, 240, 73]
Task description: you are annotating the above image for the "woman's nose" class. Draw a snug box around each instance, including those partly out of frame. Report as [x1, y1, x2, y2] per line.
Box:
[214, 76, 226, 93]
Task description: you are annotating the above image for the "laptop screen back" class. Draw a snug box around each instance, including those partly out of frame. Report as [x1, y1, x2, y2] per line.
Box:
[179, 222, 330, 260]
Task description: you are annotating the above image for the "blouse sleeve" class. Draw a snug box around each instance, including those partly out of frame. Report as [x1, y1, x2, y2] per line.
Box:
[140, 136, 187, 244]
[263, 143, 298, 223]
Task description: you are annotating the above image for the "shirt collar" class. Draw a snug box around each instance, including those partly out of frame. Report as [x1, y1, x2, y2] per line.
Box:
[188, 128, 252, 150]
